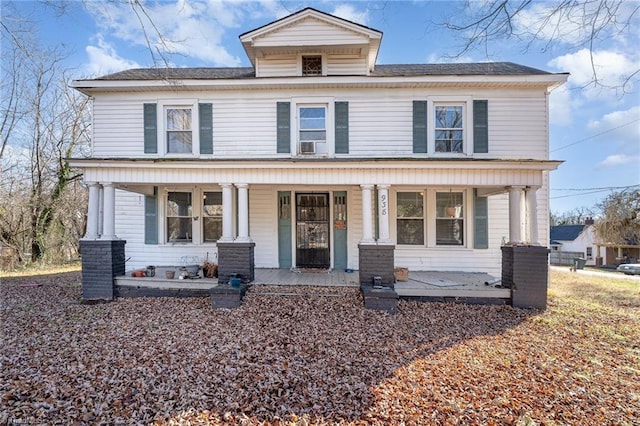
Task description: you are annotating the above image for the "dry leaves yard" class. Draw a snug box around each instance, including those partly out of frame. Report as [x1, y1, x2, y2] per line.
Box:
[1, 269, 639, 425]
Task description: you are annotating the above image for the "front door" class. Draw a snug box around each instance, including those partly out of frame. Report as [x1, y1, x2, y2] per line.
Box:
[296, 193, 330, 268]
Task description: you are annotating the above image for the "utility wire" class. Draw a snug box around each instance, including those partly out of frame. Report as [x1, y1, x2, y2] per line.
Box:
[550, 184, 639, 199]
[550, 118, 640, 153]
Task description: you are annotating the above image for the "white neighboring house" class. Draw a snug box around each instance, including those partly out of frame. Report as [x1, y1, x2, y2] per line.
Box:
[550, 223, 598, 265]
[69, 8, 567, 303]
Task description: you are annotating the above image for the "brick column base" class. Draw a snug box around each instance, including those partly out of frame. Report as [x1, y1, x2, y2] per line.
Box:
[79, 239, 126, 301]
[217, 242, 255, 284]
[502, 245, 550, 309]
[358, 244, 395, 287]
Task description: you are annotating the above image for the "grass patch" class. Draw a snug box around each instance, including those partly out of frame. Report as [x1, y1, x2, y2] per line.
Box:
[0, 261, 81, 278]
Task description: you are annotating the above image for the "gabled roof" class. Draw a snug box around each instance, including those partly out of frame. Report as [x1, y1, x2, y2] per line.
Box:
[239, 7, 382, 71]
[550, 225, 587, 244]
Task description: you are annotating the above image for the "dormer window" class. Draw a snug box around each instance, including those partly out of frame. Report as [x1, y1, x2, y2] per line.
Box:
[302, 56, 322, 76]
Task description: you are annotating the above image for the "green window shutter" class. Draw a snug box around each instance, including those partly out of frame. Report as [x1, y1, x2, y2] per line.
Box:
[335, 101, 349, 154]
[143, 103, 157, 154]
[199, 103, 213, 154]
[144, 187, 158, 245]
[473, 189, 488, 249]
[276, 102, 291, 154]
[473, 100, 488, 153]
[413, 100, 428, 153]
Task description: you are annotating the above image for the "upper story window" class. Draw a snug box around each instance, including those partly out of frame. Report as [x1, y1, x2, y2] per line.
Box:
[298, 106, 326, 154]
[166, 107, 193, 153]
[435, 104, 464, 153]
[302, 55, 322, 76]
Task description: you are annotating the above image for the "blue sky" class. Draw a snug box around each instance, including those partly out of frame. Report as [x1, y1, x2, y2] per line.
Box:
[6, 0, 640, 215]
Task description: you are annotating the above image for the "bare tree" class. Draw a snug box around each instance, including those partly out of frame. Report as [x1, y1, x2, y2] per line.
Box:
[1, 6, 90, 265]
[593, 188, 640, 244]
[442, 0, 639, 93]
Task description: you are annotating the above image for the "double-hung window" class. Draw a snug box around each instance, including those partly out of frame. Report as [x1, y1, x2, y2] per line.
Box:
[434, 104, 464, 153]
[435, 191, 464, 245]
[167, 192, 193, 242]
[298, 106, 326, 154]
[166, 107, 193, 153]
[203, 191, 223, 242]
[396, 192, 424, 245]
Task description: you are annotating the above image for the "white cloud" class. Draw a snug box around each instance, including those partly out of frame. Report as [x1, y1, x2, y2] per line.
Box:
[587, 106, 640, 146]
[596, 154, 640, 168]
[85, 37, 140, 76]
[548, 85, 574, 126]
[548, 49, 639, 96]
[331, 4, 369, 26]
[84, 0, 248, 67]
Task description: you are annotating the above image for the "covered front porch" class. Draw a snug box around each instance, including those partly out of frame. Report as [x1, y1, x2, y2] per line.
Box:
[114, 267, 511, 302]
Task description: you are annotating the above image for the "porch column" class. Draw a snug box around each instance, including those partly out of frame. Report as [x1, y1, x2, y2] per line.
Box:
[360, 184, 375, 243]
[377, 184, 391, 243]
[236, 183, 251, 242]
[508, 186, 524, 244]
[219, 183, 234, 242]
[84, 182, 101, 239]
[101, 182, 117, 240]
[98, 185, 104, 236]
[525, 186, 540, 245]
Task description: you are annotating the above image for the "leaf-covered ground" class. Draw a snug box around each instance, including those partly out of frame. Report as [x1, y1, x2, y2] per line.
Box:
[1, 270, 638, 425]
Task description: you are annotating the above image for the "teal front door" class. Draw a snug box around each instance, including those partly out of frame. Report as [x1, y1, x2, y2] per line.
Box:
[333, 191, 348, 270]
[278, 191, 292, 269]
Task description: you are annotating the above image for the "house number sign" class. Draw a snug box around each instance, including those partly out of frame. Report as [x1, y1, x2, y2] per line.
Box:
[380, 193, 387, 216]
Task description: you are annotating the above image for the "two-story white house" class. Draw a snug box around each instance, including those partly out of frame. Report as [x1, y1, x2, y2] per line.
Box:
[70, 8, 567, 308]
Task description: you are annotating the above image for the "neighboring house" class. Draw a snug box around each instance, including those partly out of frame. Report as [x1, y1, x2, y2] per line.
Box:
[550, 222, 597, 265]
[70, 8, 567, 306]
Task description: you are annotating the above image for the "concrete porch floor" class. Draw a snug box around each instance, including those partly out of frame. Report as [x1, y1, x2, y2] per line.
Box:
[116, 267, 510, 299]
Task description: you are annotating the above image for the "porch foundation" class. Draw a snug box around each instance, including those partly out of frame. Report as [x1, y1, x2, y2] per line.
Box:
[217, 242, 255, 284]
[358, 244, 395, 287]
[210, 283, 249, 309]
[361, 284, 398, 314]
[502, 245, 550, 310]
[79, 239, 126, 300]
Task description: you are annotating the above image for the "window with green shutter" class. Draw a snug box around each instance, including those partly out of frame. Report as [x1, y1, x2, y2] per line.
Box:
[199, 103, 213, 154]
[335, 101, 349, 154]
[143, 103, 157, 154]
[276, 102, 291, 153]
[473, 100, 488, 153]
[412, 100, 427, 153]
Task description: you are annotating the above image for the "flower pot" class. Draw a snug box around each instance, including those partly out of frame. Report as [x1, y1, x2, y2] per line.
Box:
[230, 277, 241, 288]
[165, 270, 175, 279]
[445, 207, 457, 217]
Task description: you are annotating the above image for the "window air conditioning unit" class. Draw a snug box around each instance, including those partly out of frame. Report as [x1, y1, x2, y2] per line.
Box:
[300, 141, 315, 154]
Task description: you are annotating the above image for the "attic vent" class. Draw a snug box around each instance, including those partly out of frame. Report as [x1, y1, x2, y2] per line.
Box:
[302, 56, 322, 76]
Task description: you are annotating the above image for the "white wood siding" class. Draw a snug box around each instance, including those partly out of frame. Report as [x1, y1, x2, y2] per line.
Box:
[326, 55, 367, 75]
[91, 88, 549, 161]
[253, 18, 368, 48]
[256, 56, 297, 77]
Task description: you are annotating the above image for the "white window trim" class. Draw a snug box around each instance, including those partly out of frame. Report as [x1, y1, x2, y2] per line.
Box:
[160, 186, 226, 245]
[291, 97, 335, 156]
[427, 97, 473, 156]
[427, 188, 471, 248]
[297, 53, 327, 76]
[157, 99, 200, 157]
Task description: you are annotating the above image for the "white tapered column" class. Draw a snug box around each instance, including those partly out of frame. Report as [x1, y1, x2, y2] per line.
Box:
[84, 182, 100, 239]
[101, 183, 117, 239]
[236, 183, 251, 242]
[360, 184, 375, 244]
[526, 186, 540, 245]
[508, 186, 524, 244]
[377, 184, 391, 244]
[220, 183, 234, 242]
